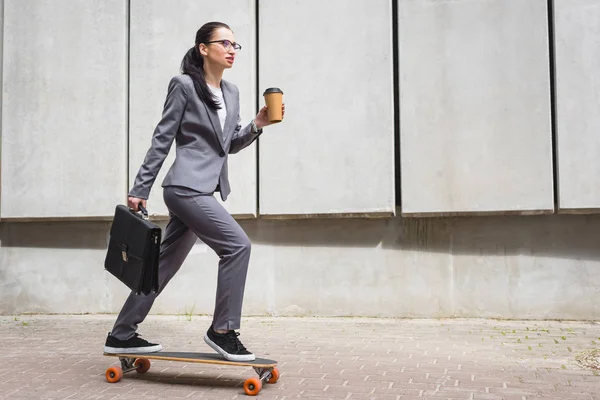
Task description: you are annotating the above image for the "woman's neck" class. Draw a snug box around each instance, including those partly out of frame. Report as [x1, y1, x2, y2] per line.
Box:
[204, 62, 224, 88]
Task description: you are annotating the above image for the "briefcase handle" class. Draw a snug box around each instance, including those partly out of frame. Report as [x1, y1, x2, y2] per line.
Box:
[132, 204, 149, 221]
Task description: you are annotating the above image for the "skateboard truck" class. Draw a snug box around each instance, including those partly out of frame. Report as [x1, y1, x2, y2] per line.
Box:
[119, 357, 149, 373]
[242, 367, 279, 396]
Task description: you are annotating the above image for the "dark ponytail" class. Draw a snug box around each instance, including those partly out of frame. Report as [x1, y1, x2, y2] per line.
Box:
[181, 22, 231, 111]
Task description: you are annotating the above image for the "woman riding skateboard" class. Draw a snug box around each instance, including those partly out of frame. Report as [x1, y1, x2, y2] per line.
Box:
[104, 22, 284, 362]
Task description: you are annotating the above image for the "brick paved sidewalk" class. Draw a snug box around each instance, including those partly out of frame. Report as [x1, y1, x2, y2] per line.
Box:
[0, 315, 598, 399]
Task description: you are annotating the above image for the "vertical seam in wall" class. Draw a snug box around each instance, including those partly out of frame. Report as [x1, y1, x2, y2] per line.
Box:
[449, 228, 455, 317]
[255, 0, 260, 217]
[392, 0, 401, 213]
[126, 0, 131, 201]
[547, 0, 559, 212]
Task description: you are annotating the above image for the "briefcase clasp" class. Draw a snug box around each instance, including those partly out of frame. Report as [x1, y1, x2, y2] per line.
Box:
[121, 244, 128, 262]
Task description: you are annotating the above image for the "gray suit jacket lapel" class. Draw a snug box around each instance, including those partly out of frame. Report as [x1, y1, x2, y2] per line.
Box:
[202, 99, 225, 150]
[221, 82, 237, 144]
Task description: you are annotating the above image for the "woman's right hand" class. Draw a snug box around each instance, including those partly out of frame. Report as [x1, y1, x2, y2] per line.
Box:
[128, 196, 147, 212]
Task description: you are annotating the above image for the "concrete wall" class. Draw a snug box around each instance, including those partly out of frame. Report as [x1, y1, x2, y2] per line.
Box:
[1, 215, 599, 319]
[0, 1, 599, 320]
[258, 0, 396, 216]
[399, 0, 554, 215]
[1, 0, 128, 219]
[554, 0, 600, 211]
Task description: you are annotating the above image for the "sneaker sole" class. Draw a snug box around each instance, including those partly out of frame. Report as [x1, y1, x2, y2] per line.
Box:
[104, 344, 163, 354]
[203, 334, 256, 362]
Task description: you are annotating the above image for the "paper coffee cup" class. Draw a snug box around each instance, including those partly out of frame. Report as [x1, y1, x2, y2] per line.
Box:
[263, 87, 284, 123]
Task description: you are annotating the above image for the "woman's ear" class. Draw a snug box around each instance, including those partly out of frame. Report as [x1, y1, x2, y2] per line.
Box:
[198, 43, 208, 57]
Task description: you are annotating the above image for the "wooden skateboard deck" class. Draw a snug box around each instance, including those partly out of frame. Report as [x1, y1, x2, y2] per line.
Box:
[104, 351, 279, 396]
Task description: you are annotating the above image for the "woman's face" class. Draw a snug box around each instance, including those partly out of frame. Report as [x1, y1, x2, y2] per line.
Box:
[200, 27, 238, 70]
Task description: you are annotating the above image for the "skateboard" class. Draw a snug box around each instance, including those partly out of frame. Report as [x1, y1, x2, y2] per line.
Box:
[104, 351, 279, 396]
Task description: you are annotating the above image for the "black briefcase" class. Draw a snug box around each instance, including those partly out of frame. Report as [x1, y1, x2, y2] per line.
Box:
[104, 204, 161, 295]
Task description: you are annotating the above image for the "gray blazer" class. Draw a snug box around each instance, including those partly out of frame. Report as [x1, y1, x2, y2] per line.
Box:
[129, 75, 261, 202]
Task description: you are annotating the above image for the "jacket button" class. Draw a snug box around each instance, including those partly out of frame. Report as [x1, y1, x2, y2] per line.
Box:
[219, 151, 225, 157]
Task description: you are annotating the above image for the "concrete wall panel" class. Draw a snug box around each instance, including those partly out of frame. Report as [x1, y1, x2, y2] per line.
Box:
[257, 0, 395, 216]
[554, 0, 600, 210]
[399, 0, 554, 215]
[2, 215, 599, 320]
[129, 0, 257, 217]
[1, 0, 128, 218]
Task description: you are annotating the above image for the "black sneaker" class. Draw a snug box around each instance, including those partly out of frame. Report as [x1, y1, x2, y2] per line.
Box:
[204, 326, 255, 361]
[104, 332, 162, 354]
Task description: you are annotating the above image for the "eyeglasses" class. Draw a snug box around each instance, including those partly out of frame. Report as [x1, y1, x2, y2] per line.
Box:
[204, 39, 242, 51]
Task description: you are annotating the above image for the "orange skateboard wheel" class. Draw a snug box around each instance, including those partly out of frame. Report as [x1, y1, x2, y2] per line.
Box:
[243, 377, 262, 396]
[134, 358, 151, 373]
[267, 367, 280, 384]
[105, 366, 123, 383]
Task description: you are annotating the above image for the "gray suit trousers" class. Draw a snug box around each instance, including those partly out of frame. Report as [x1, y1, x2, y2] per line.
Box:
[111, 186, 251, 340]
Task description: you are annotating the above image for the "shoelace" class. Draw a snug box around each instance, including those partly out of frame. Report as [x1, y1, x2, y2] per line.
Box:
[224, 331, 248, 352]
[132, 333, 148, 342]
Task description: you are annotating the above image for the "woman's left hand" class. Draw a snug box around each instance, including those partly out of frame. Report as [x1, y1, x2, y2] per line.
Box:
[254, 103, 285, 129]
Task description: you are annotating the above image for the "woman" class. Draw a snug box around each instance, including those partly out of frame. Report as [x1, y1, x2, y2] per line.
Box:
[104, 22, 284, 361]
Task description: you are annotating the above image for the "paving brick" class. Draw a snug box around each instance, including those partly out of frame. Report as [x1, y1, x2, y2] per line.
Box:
[301, 389, 340, 398]
[373, 388, 424, 397]
[326, 384, 376, 394]
[0, 316, 598, 399]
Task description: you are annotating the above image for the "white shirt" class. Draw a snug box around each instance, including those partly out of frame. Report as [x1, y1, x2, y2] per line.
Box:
[209, 85, 227, 131]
